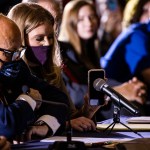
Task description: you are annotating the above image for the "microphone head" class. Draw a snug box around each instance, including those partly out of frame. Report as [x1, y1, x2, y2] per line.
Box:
[93, 78, 106, 91]
[22, 85, 30, 94]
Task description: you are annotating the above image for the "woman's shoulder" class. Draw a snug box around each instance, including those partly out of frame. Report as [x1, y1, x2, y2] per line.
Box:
[58, 41, 73, 50]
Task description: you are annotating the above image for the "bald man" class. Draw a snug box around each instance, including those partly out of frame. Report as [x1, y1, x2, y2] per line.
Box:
[0, 14, 68, 140]
[0, 14, 36, 139]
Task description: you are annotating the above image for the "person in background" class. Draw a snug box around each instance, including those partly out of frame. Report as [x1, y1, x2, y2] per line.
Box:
[0, 13, 69, 141]
[8, 2, 97, 132]
[95, 0, 125, 56]
[0, 136, 10, 150]
[122, 0, 150, 29]
[100, 19, 150, 115]
[58, 0, 146, 120]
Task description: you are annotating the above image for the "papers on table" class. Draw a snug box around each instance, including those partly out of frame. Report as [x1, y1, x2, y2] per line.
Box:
[127, 116, 150, 124]
[97, 123, 150, 131]
[96, 116, 150, 131]
[41, 136, 132, 146]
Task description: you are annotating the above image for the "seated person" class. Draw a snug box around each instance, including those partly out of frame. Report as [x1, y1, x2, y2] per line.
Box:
[0, 14, 68, 140]
[58, 0, 146, 119]
[8, 2, 98, 134]
[100, 20, 150, 101]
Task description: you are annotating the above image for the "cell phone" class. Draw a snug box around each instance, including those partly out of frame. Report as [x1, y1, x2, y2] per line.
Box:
[88, 69, 105, 106]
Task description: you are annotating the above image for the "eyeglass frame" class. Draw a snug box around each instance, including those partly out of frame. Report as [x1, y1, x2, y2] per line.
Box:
[0, 46, 27, 61]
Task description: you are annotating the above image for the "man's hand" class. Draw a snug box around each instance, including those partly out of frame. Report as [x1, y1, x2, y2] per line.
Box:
[25, 124, 49, 140]
[67, 117, 96, 132]
[29, 88, 42, 109]
[114, 77, 147, 105]
[0, 136, 10, 150]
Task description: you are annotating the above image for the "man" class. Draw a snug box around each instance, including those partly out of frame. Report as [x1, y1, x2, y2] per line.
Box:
[101, 21, 150, 85]
[101, 21, 150, 114]
[0, 14, 68, 140]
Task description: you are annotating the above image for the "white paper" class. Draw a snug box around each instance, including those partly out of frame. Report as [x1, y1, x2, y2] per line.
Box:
[127, 116, 150, 123]
[41, 136, 132, 144]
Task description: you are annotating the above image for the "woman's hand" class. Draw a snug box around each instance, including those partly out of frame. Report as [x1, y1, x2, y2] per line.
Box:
[67, 117, 96, 132]
[0, 136, 10, 150]
[114, 77, 147, 104]
[81, 94, 105, 119]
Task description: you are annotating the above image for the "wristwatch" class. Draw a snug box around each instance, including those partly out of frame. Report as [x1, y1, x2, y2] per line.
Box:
[35, 120, 46, 126]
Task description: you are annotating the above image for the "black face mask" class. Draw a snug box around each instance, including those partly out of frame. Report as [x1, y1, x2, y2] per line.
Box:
[0, 60, 21, 79]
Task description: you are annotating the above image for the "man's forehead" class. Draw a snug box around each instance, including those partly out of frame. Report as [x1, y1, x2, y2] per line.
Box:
[0, 15, 21, 50]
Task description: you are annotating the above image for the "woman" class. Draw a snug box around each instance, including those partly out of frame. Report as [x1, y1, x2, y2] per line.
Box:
[7, 2, 97, 137]
[58, 0, 146, 120]
[122, 0, 150, 29]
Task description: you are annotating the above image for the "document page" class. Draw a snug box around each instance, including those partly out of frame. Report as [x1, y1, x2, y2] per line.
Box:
[127, 116, 150, 123]
[41, 136, 132, 145]
[97, 123, 150, 131]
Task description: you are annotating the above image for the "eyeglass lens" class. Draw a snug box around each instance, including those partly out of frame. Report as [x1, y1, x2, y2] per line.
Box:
[12, 48, 26, 61]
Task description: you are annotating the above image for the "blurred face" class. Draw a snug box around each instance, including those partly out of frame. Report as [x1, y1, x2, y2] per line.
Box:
[26, 22, 54, 46]
[38, 1, 61, 37]
[140, 2, 150, 23]
[77, 5, 98, 40]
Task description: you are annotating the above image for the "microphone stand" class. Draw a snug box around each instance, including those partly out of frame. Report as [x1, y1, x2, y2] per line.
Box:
[103, 105, 143, 138]
[52, 111, 86, 150]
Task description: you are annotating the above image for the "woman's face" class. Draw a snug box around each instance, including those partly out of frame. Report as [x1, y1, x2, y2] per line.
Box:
[77, 5, 98, 40]
[26, 22, 54, 46]
[140, 1, 150, 23]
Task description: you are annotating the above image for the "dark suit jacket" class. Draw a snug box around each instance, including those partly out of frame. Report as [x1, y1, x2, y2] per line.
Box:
[0, 59, 69, 139]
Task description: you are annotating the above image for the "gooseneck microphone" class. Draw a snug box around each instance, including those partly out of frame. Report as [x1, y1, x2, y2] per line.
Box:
[93, 78, 140, 115]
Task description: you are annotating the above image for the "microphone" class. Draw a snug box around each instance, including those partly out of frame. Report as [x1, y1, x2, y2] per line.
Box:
[93, 78, 140, 115]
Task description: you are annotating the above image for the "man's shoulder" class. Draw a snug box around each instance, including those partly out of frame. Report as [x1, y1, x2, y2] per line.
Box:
[131, 22, 150, 34]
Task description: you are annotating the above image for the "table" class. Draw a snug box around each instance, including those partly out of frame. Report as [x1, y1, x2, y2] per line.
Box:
[11, 116, 150, 150]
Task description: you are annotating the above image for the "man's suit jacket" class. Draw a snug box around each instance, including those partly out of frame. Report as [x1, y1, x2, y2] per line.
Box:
[0, 59, 69, 139]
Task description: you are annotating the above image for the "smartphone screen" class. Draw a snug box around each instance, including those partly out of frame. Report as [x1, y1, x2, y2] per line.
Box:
[88, 69, 105, 106]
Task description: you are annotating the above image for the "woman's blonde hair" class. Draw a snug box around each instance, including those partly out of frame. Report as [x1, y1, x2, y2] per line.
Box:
[58, 0, 99, 55]
[122, 0, 150, 29]
[7, 2, 62, 87]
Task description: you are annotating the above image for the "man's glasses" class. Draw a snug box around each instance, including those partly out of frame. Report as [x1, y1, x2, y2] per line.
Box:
[0, 46, 26, 61]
